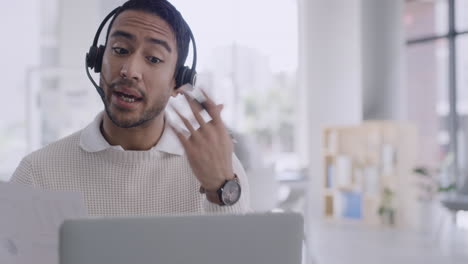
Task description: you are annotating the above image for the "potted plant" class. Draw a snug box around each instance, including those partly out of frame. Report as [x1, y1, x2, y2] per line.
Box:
[378, 187, 396, 226]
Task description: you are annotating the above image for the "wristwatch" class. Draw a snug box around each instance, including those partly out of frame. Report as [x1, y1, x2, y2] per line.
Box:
[199, 175, 242, 206]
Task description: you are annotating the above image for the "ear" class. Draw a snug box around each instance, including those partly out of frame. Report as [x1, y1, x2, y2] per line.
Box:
[170, 79, 180, 97]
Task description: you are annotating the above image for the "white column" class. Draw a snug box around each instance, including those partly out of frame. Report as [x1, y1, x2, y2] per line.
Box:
[58, 0, 101, 68]
[299, 0, 405, 261]
[298, 0, 363, 262]
[361, 0, 406, 120]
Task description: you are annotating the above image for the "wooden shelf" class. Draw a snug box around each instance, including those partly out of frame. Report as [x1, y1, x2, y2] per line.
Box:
[337, 185, 358, 192]
[321, 121, 417, 228]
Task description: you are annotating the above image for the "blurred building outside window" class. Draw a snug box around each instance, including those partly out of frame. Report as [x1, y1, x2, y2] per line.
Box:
[169, 0, 302, 181]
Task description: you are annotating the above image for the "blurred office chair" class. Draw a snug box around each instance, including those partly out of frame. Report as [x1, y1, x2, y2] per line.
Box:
[435, 177, 468, 244]
[232, 131, 279, 212]
[441, 176, 468, 217]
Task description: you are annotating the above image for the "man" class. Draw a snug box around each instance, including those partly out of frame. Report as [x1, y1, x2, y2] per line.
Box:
[10, 0, 250, 216]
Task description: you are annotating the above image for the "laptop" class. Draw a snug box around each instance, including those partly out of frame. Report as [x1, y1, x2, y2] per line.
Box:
[59, 213, 303, 264]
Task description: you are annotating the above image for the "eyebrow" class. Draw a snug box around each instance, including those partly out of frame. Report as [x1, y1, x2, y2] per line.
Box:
[110, 30, 172, 53]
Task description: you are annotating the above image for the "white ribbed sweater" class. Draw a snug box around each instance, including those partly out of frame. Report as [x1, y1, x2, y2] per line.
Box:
[10, 118, 250, 216]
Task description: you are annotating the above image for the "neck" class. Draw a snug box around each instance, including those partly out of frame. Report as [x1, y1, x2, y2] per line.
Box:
[101, 112, 166, 151]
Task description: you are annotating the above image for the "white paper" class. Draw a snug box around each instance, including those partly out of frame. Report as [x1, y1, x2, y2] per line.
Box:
[0, 182, 87, 264]
[381, 144, 396, 176]
[336, 155, 352, 187]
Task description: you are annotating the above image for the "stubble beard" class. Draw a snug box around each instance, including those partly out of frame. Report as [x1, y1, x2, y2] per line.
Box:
[104, 100, 167, 128]
[102, 80, 170, 129]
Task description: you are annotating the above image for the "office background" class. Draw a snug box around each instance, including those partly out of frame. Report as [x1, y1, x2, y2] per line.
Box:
[1, 0, 468, 263]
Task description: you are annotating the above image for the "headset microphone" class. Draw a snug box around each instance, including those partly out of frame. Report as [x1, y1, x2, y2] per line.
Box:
[85, 57, 105, 100]
[85, 6, 198, 101]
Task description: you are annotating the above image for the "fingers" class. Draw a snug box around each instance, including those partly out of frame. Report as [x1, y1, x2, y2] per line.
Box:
[171, 105, 196, 134]
[183, 92, 206, 127]
[199, 89, 223, 123]
[168, 121, 188, 145]
[171, 89, 226, 140]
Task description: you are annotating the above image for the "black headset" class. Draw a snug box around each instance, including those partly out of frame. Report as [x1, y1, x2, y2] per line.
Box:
[85, 6, 198, 100]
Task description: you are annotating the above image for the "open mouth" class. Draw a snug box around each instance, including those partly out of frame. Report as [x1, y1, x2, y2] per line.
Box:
[114, 91, 143, 103]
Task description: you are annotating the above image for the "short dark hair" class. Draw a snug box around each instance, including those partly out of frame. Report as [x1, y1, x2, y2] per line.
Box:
[105, 0, 191, 74]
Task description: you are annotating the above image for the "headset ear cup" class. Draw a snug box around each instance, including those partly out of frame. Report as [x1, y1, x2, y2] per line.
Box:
[176, 66, 189, 88]
[86, 46, 98, 70]
[176, 67, 198, 88]
[188, 69, 197, 86]
[94, 45, 105, 73]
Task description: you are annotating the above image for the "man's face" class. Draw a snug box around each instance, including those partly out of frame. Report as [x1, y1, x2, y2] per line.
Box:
[100, 10, 178, 128]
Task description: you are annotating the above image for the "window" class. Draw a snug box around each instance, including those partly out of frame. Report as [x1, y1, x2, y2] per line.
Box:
[457, 34, 468, 178]
[406, 39, 449, 166]
[456, 0, 468, 31]
[405, 0, 468, 187]
[405, 0, 448, 39]
[171, 0, 301, 179]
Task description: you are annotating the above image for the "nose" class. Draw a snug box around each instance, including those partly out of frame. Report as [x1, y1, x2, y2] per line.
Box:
[120, 55, 142, 81]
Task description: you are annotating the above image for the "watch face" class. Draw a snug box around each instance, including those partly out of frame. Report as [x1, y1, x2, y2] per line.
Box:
[221, 180, 241, 205]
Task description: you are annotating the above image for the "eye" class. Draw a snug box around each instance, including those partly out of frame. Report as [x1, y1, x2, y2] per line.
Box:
[112, 47, 129, 55]
[147, 56, 162, 64]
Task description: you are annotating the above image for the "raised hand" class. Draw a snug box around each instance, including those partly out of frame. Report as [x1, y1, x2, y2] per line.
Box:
[170, 90, 235, 192]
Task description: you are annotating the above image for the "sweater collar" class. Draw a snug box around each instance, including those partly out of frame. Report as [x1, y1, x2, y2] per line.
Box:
[79, 111, 185, 156]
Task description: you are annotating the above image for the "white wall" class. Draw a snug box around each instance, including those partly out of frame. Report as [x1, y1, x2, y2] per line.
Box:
[58, 0, 100, 68]
[0, 0, 40, 180]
